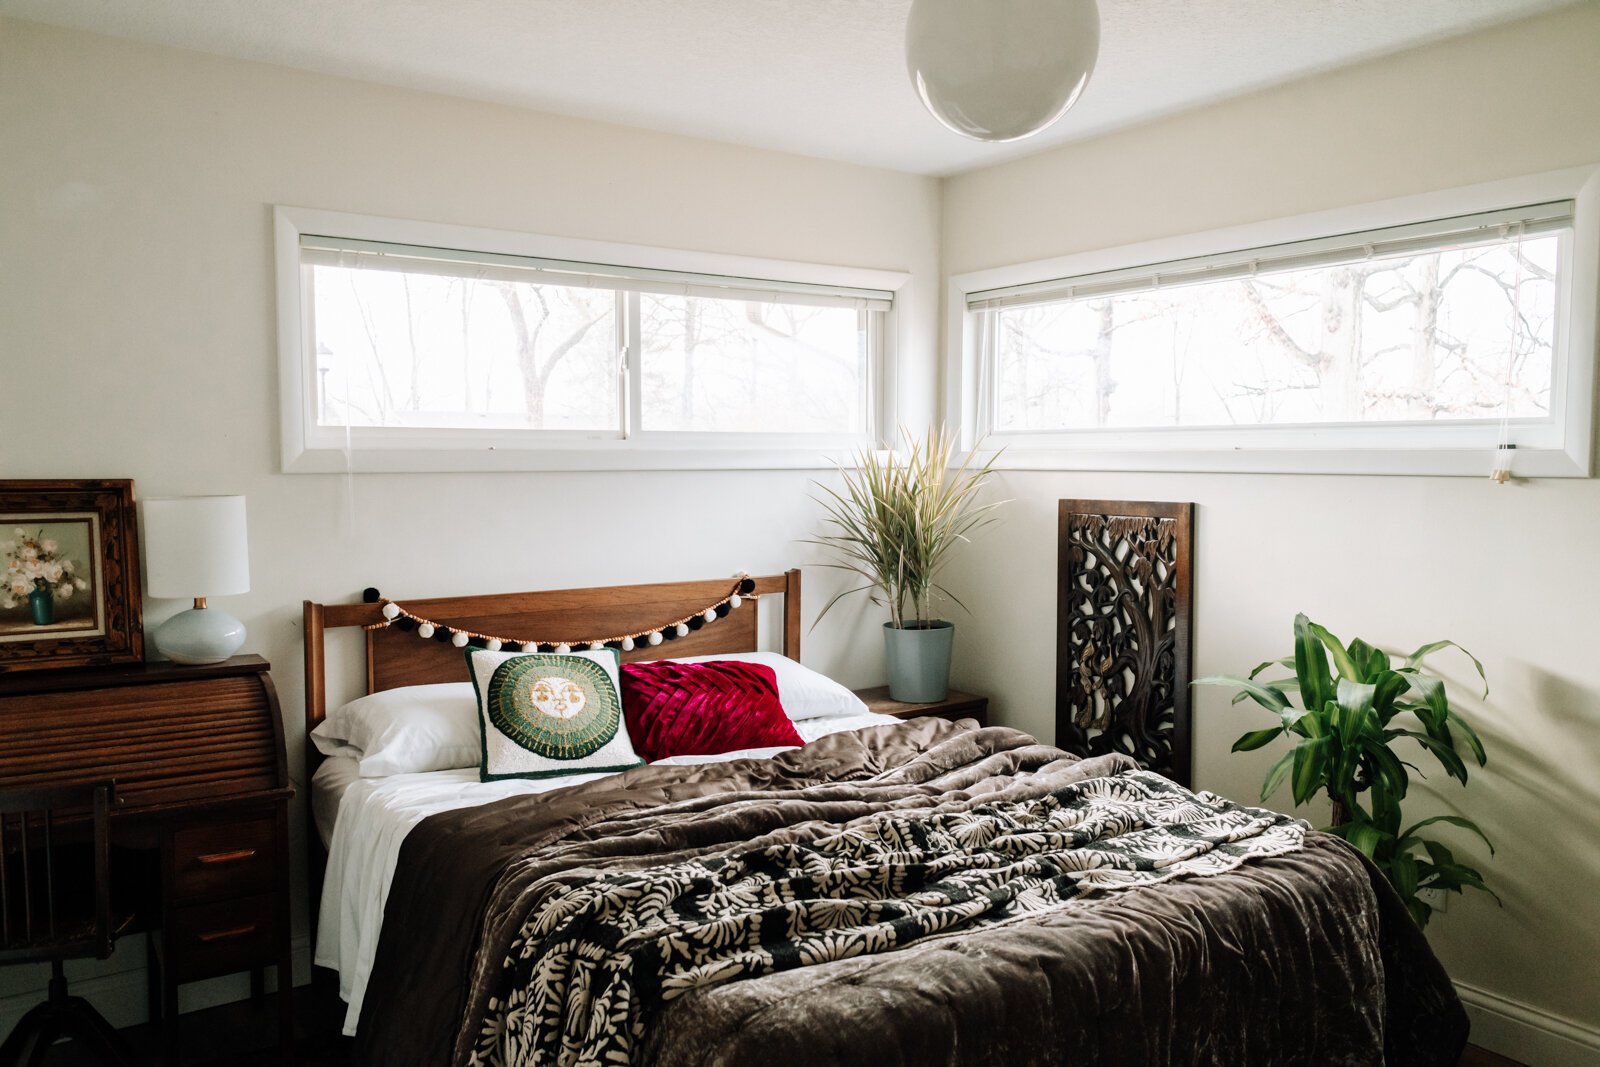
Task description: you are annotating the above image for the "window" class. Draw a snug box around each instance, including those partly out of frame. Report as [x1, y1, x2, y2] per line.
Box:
[276, 209, 903, 472]
[950, 170, 1600, 477]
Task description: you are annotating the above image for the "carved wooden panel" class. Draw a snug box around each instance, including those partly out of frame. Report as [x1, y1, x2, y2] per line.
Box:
[1057, 500, 1193, 785]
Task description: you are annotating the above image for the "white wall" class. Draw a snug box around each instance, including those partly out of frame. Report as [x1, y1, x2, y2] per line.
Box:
[942, 6, 1600, 1062]
[0, 16, 939, 1026]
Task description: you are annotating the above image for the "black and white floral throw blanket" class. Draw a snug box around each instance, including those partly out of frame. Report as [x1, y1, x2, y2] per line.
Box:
[469, 767, 1305, 1067]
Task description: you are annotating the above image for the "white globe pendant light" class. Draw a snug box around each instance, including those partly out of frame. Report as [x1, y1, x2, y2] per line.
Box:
[906, 0, 1100, 143]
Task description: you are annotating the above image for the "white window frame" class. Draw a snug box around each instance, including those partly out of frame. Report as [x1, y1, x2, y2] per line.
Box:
[946, 166, 1600, 477]
[275, 206, 909, 473]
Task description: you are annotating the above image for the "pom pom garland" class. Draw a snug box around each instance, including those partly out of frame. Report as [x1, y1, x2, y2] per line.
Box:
[363, 573, 757, 652]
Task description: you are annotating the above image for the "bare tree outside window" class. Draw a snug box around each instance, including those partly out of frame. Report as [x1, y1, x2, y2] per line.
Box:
[991, 235, 1558, 433]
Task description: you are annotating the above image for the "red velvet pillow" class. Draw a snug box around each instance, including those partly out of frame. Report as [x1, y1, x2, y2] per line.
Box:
[620, 660, 802, 762]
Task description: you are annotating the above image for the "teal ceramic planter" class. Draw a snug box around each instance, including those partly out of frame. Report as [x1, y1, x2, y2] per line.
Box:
[884, 620, 955, 704]
[28, 585, 54, 626]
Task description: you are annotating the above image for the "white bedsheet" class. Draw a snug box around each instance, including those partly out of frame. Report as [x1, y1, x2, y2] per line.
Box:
[313, 712, 900, 1035]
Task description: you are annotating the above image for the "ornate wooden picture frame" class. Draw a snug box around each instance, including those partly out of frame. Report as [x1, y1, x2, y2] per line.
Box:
[1057, 499, 1194, 784]
[0, 480, 144, 672]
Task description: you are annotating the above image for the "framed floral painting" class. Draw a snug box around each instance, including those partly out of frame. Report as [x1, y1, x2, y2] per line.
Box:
[0, 480, 143, 672]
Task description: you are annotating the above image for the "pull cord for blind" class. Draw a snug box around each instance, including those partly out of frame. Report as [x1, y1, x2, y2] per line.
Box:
[1490, 222, 1526, 485]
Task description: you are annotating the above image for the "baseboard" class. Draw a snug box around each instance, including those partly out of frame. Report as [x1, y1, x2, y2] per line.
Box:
[0, 935, 314, 1036]
[1458, 981, 1600, 1067]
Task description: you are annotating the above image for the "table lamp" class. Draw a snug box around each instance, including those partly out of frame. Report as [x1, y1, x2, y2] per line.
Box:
[143, 496, 251, 664]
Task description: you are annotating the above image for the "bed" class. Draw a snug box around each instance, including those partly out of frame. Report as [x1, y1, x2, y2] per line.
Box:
[303, 570, 1468, 1067]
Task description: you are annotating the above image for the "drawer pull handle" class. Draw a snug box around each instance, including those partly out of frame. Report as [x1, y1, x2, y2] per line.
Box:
[195, 849, 258, 866]
[198, 924, 258, 943]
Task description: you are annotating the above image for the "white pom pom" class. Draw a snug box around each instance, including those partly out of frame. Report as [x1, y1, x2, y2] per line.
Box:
[647, 631, 663, 646]
[556, 643, 571, 654]
[703, 607, 717, 622]
[729, 594, 742, 609]
[381, 602, 401, 620]
[621, 637, 635, 651]
[588, 642, 604, 651]
[451, 631, 469, 648]
[675, 623, 690, 637]
[485, 639, 502, 652]
[417, 623, 435, 638]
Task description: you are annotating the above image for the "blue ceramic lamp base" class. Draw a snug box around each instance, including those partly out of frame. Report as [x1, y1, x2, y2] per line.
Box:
[154, 601, 246, 664]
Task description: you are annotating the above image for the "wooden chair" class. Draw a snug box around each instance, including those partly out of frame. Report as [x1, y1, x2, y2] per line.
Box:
[0, 781, 135, 1067]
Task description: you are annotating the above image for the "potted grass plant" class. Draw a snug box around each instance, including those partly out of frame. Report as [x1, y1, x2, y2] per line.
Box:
[809, 427, 1003, 703]
[1195, 614, 1496, 928]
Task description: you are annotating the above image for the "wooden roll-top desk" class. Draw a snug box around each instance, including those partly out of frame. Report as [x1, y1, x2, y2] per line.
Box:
[0, 655, 294, 1065]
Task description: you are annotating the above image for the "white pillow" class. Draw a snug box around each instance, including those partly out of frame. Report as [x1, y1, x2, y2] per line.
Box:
[672, 652, 869, 721]
[466, 648, 644, 781]
[311, 683, 479, 778]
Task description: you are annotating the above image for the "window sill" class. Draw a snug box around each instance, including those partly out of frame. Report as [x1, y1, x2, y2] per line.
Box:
[282, 444, 862, 474]
[977, 446, 1589, 479]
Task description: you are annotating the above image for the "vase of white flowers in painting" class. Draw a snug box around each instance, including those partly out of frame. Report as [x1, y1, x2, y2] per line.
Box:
[809, 427, 1004, 703]
[4, 529, 88, 628]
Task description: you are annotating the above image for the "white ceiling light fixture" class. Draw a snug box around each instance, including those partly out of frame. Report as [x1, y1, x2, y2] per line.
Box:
[906, 0, 1101, 143]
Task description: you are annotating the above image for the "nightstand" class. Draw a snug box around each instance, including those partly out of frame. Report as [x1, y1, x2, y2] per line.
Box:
[855, 686, 989, 728]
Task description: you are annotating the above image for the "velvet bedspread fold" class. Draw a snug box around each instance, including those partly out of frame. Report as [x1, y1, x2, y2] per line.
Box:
[355, 718, 1465, 1067]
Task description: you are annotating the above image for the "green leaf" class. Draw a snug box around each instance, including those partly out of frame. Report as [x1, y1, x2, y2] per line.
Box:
[1399, 673, 1450, 736]
[1401, 815, 1495, 856]
[1260, 748, 1296, 802]
[1232, 727, 1284, 753]
[1249, 657, 1295, 680]
[1290, 737, 1329, 806]
[1447, 710, 1488, 767]
[1194, 675, 1290, 713]
[1361, 736, 1411, 799]
[1406, 639, 1489, 698]
[1395, 730, 1470, 785]
[1294, 614, 1333, 715]
[1372, 671, 1409, 717]
[1310, 622, 1361, 682]
[1345, 821, 1390, 858]
[1390, 850, 1420, 897]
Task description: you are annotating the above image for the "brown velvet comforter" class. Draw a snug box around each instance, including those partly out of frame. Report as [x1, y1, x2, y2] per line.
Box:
[355, 719, 1466, 1067]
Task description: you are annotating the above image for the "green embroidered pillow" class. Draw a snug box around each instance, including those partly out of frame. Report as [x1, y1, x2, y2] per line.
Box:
[466, 648, 644, 781]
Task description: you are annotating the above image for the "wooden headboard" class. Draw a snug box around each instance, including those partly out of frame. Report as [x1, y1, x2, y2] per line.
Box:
[302, 570, 800, 750]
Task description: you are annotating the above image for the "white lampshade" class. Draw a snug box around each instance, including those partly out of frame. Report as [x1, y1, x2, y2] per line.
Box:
[906, 0, 1100, 143]
[142, 496, 251, 599]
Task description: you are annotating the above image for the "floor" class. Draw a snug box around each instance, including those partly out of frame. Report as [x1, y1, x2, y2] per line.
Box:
[22, 986, 1527, 1066]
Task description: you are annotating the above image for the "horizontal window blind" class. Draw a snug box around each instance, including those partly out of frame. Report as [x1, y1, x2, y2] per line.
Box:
[302, 235, 894, 311]
[966, 201, 1574, 310]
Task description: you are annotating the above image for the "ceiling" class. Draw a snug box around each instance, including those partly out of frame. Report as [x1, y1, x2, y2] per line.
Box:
[3, 0, 1584, 175]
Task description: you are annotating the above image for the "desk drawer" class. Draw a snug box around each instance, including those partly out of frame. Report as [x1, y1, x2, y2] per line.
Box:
[171, 818, 276, 901]
[169, 893, 277, 983]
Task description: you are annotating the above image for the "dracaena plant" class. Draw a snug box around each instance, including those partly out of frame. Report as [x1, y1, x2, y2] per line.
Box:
[1195, 614, 1496, 929]
[808, 426, 1003, 628]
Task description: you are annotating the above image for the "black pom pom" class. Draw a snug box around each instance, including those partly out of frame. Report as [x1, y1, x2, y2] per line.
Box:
[738, 578, 756, 595]
[503, 642, 523, 653]
[434, 629, 452, 643]
[395, 617, 416, 632]
[362, 587, 381, 603]
[687, 616, 705, 631]
[466, 637, 488, 649]
[534, 643, 553, 653]
[662, 628, 678, 641]
[714, 603, 731, 618]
